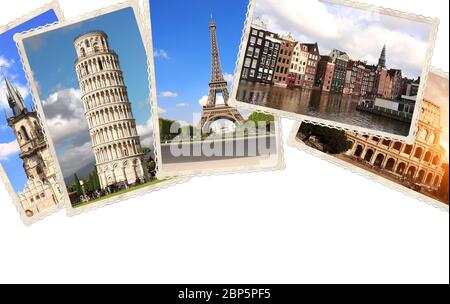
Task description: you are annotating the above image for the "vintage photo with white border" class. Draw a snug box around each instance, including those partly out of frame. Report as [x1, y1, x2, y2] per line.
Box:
[142, 0, 285, 178]
[230, 0, 439, 144]
[0, 1, 65, 226]
[14, 0, 187, 217]
[288, 67, 449, 212]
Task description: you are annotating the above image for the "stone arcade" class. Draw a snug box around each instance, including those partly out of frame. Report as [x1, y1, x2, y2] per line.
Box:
[74, 31, 149, 189]
[345, 99, 446, 191]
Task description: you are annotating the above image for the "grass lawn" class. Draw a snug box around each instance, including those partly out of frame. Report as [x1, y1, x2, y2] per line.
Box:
[73, 179, 168, 209]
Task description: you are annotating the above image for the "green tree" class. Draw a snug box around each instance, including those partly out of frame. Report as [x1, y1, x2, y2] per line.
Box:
[299, 123, 352, 154]
[159, 118, 182, 142]
[92, 167, 101, 191]
[147, 158, 157, 175]
[246, 112, 275, 132]
[73, 174, 83, 197]
[141, 147, 151, 155]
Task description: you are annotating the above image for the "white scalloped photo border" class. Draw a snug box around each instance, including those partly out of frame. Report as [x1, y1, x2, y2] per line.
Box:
[229, 0, 440, 144]
[13, 0, 189, 218]
[140, 0, 286, 179]
[287, 67, 449, 213]
[0, 0, 65, 226]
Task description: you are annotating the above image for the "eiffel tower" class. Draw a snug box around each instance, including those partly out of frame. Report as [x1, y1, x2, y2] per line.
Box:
[200, 16, 244, 132]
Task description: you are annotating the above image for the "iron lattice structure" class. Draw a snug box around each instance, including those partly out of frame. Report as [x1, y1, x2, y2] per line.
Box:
[200, 17, 244, 131]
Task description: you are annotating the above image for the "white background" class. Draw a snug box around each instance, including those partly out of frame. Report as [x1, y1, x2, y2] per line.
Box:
[0, 0, 448, 284]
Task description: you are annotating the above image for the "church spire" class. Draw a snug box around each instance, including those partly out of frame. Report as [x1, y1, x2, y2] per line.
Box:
[378, 44, 386, 68]
[3, 76, 26, 117]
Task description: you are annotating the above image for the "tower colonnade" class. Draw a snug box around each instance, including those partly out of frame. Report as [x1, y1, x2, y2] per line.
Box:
[74, 31, 148, 188]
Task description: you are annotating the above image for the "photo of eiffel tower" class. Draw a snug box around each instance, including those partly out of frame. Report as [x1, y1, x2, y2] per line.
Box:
[200, 16, 244, 133]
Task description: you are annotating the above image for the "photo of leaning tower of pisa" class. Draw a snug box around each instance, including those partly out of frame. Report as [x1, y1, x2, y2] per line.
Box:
[74, 31, 149, 189]
[14, 4, 173, 214]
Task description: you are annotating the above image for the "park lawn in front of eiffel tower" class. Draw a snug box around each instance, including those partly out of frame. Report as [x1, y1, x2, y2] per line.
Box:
[73, 179, 169, 209]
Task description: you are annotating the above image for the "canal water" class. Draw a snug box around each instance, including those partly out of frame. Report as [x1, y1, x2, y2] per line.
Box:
[236, 81, 411, 136]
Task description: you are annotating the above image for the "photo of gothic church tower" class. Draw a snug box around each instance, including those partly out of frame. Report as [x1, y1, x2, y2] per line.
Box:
[73, 31, 149, 189]
[3, 77, 63, 217]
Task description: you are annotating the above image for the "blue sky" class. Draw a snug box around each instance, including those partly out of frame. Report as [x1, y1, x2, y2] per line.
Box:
[0, 9, 59, 192]
[22, 7, 150, 180]
[151, 0, 248, 124]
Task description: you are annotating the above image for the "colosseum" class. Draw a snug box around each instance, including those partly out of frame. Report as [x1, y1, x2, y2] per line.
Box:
[74, 31, 149, 189]
[344, 99, 446, 191]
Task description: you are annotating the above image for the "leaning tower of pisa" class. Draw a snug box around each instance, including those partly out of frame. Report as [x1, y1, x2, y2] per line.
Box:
[74, 31, 149, 189]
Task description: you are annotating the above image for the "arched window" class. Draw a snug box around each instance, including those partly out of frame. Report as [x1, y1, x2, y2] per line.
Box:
[396, 163, 406, 175]
[403, 145, 413, 155]
[428, 133, 436, 145]
[98, 58, 103, 71]
[80, 47, 86, 57]
[385, 158, 396, 171]
[424, 151, 432, 163]
[425, 173, 434, 185]
[419, 129, 428, 141]
[414, 147, 423, 159]
[393, 142, 402, 151]
[432, 155, 440, 166]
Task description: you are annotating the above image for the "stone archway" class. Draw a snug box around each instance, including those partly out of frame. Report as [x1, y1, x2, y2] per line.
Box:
[414, 147, 424, 159]
[396, 163, 406, 175]
[374, 154, 385, 168]
[364, 149, 374, 163]
[423, 151, 432, 163]
[385, 158, 396, 171]
[354, 145, 364, 158]
[407, 166, 417, 179]
[417, 169, 426, 183]
[425, 173, 434, 185]
[432, 155, 440, 166]
[434, 176, 441, 188]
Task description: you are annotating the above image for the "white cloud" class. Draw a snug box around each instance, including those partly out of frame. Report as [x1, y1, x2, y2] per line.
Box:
[137, 118, 154, 148]
[175, 103, 188, 108]
[198, 96, 208, 107]
[255, 0, 431, 78]
[58, 141, 95, 178]
[43, 88, 88, 144]
[0, 56, 14, 69]
[158, 107, 167, 114]
[0, 140, 20, 160]
[159, 91, 178, 98]
[154, 49, 170, 60]
[223, 73, 235, 83]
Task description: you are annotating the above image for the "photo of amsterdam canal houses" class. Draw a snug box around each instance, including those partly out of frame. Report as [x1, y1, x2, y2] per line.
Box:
[0, 2, 64, 225]
[15, 1, 179, 216]
[143, 0, 284, 177]
[230, 0, 439, 143]
[289, 68, 449, 211]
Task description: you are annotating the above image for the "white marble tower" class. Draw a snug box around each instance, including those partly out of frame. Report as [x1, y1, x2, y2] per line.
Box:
[74, 31, 148, 189]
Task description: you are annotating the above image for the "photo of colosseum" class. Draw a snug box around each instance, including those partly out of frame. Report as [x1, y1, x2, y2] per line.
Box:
[296, 70, 449, 205]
